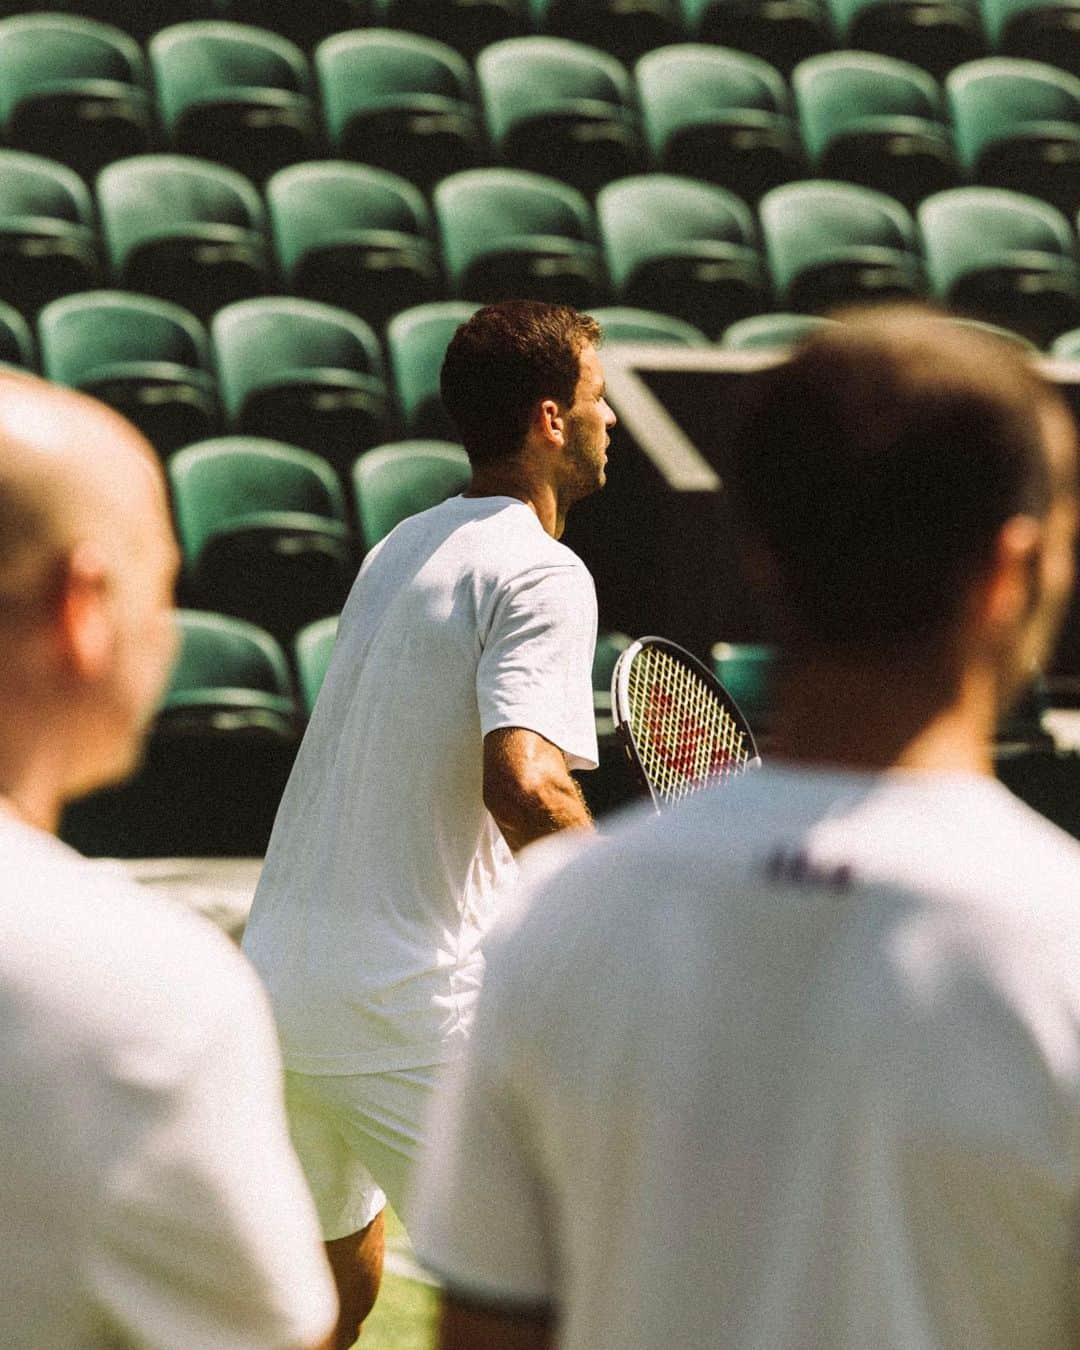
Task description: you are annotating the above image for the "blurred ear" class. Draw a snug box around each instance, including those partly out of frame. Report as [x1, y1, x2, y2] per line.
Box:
[980, 514, 1042, 635]
[55, 543, 112, 680]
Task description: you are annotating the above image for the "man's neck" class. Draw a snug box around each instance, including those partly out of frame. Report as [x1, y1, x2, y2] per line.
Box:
[463, 464, 565, 539]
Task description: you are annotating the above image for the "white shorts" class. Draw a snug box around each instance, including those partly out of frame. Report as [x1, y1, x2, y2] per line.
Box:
[284, 1065, 440, 1241]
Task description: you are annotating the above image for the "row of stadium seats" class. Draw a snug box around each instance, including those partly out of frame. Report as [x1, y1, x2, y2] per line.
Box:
[3, 149, 1080, 344]
[2, 0, 1075, 73]
[0, 15, 1075, 210]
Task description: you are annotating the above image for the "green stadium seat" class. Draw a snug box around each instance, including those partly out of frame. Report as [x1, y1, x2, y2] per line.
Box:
[222, 0, 375, 52]
[759, 179, 925, 313]
[596, 174, 766, 336]
[982, 0, 1080, 76]
[211, 297, 389, 472]
[792, 51, 957, 209]
[373, 0, 532, 58]
[477, 37, 645, 196]
[38, 290, 219, 457]
[1052, 325, 1080, 356]
[591, 628, 630, 713]
[0, 14, 153, 180]
[823, 0, 987, 77]
[946, 59, 1079, 218]
[590, 306, 711, 343]
[918, 186, 1080, 346]
[721, 311, 836, 347]
[267, 160, 443, 329]
[96, 154, 269, 323]
[679, 0, 829, 76]
[635, 45, 802, 205]
[531, 0, 684, 64]
[0, 149, 100, 316]
[434, 168, 608, 308]
[385, 300, 478, 439]
[149, 22, 318, 185]
[315, 29, 483, 190]
[61, 609, 303, 858]
[169, 436, 355, 642]
[352, 439, 471, 551]
[294, 614, 340, 715]
[58, 1, 219, 46]
[712, 640, 777, 729]
[0, 299, 34, 368]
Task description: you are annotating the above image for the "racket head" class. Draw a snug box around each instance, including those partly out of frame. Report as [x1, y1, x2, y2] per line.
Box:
[611, 635, 761, 812]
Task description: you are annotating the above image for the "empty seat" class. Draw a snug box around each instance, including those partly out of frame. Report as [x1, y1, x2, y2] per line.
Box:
[0, 14, 153, 180]
[372, 0, 532, 57]
[38, 290, 218, 457]
[759, 179, 925, 312]
[222, 0, 375, 51]
[793, 51, 957, 209]
[596, 174, 765, 336]
[169, 436, 355, 642]
[0, 149, 100, 315]
[315, 29, 483, 190]
[982, 0, 1080, 75]
[267, 160, 443, 329]
[352, 440, 471, 551]
[591, 627, 630, 712]
[0, 300, 34, 368]
[1052, 325, 1080, 356]
[590, 306, 710, 343]
[712, 640, 777, 729]
[294, 613, 340, 715]
[97, 154, 269, 322]
[212, 297, 390, 472]
[823, 0, 987, 76]
[919, 186, 1080, 345]
[62, 609, 303, 857]
[434, 168, 608, 308]
[478, 37, 645, 196]
[947, 59, 1080, 217]
[636, 44, 803, 204]
[150, 22, 318, 184]
[59, 1, 219, 46]
[679, 0, 830, 75]
[385, 300, 478, 439]
[532, 0, 684, 63]
[721, 311, 836, 346]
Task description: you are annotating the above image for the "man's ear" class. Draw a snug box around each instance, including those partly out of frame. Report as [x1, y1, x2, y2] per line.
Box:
[534, 397, 564, 447]
[55, 543, 112, 680]
[981, 514, 1043, 635]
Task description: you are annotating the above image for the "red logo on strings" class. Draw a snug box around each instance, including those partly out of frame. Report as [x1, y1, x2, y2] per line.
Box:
[645, 685, 733, 783]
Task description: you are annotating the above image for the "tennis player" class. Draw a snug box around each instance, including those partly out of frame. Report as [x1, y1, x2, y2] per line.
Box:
[0, 374, 337, 1350]
[413, 306, 1080, 1350]
[241, 300, 613, 1346]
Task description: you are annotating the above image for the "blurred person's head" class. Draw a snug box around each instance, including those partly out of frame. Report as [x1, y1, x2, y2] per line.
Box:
[0, 374, 180, 831]
[729, 305, 1078, 721]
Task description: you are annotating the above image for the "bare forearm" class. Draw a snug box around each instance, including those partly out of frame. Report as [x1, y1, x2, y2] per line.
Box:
[493, 771, 593, 854]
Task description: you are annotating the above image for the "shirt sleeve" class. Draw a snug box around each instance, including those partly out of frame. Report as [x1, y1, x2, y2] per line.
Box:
[89, 957, 338, 1350]
[477, 561, 599, 771]
[411, 966, 559, 1313]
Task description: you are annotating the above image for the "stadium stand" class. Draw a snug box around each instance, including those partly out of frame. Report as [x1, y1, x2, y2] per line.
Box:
[590, 305, 711, 343]
[823, 0, 988, 76]
[385, 299, 479, 439]
[721, 311, 835, 346]
[375, 0, 531, 57]
[293, 613, 340, 716]
[351, 438, 471, 552]
[680, 0, 830, 73]
[0, 298, 35, 368]
[533, 0, 684, 64]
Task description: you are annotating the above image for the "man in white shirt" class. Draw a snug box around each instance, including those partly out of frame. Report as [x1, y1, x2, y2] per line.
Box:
[0, 373, 337, 1350]
[413, 307, 1080, 1350]
[242, 300, 614, 1346]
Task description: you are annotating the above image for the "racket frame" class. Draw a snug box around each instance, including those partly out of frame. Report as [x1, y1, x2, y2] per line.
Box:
[611, 634, 761, 812]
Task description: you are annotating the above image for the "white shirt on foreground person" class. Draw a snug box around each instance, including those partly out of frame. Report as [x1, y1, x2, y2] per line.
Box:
[242, 493, 598, 1077]
[0, 812, 337, 1350]
[413, 762, 1080, 1350]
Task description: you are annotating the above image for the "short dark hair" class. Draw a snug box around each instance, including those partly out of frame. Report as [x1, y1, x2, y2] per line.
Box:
[729, 305, 1064, 649]
[440, 301, 602, 466]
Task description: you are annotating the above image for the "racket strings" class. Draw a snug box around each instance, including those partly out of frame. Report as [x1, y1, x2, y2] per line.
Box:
[626, 646, 749, 806]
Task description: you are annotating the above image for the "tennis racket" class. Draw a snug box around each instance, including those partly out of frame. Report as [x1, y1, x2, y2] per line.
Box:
[611, 635, 761, 812]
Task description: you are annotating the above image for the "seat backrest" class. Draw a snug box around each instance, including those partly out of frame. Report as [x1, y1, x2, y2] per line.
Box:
[266, 160, 432, 275]
[980, 0, 1080, 44]
[170, 608, 294, 696]
[793, 51, 943, 162]
[212, 297, 382, 415]
[590, 305, 710, 344]
[946, 58, 1080, 170]
[150, 21, 311, 131]
[721, 311, 836, 348]
[169, 436, 347, 558]
[39, 289, 209, 383]
[918, 186, 1076, 292]
[386, 300, 479, 426]
[96, 154, 265, 270]
[352, 439, 470, 547]
[0, 148, 95, 225]
[0, 14, 146, 124]
[315, 27, 474, 133]
[478, 36, 632, 142]
[293, 613, 340, 713]
[0, 298, 33, 366]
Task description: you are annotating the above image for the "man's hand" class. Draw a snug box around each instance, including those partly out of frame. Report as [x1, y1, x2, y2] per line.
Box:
[483, 727, 593, 853]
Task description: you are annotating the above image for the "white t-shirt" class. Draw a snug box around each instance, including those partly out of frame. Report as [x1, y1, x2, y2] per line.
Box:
[414, 765, 1080, 1350]
[242, 494, 598, 1074]
[0, 813, 337, 1350]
